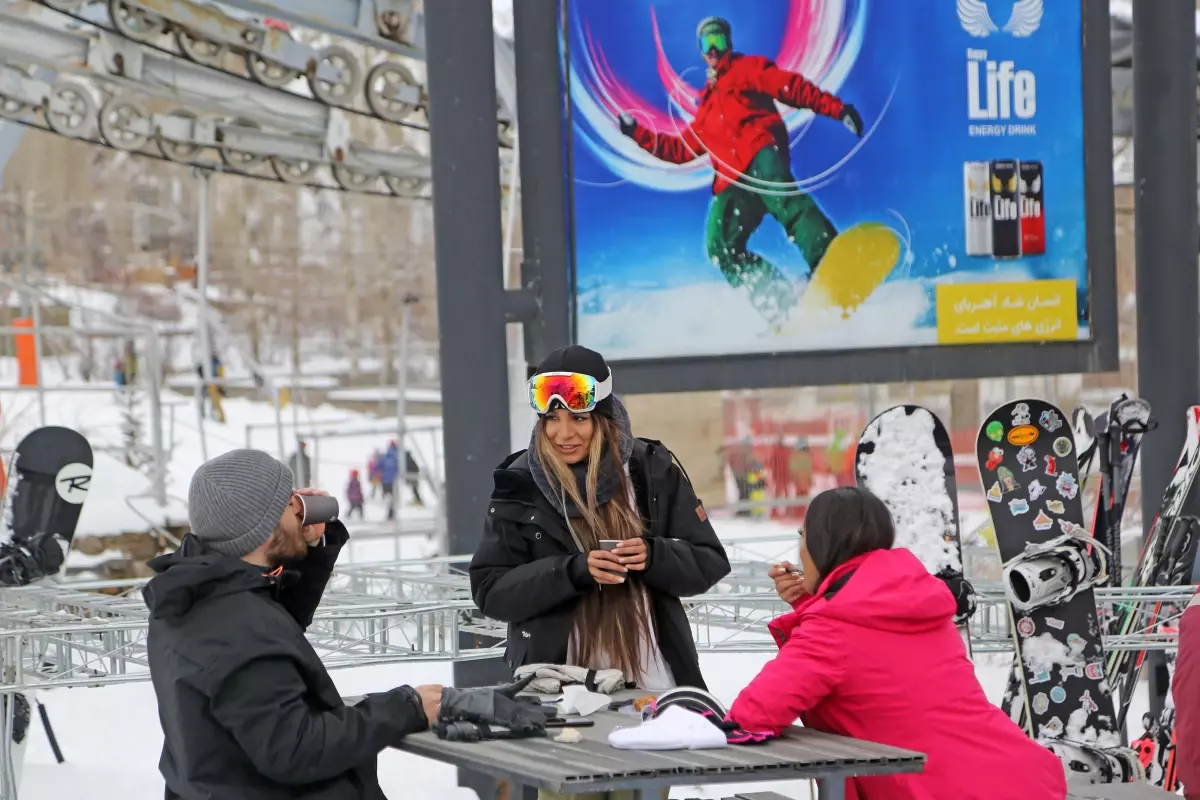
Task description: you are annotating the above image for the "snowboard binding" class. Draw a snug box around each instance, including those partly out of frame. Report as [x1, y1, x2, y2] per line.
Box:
[0, 532, 66, 586]
[1003, 523, 1111, 611]
[1046, 740, 1144, 784]
[938, 570, 977, 625]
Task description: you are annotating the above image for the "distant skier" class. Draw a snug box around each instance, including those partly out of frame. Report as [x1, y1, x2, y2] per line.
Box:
[617, 16, 864, 325]
[346, 469, 365, 519]
[367, 449, 383, 500]
[404, 449, 424, 507]
[288, 441, 312, 489]
[380, 441, 400, 520]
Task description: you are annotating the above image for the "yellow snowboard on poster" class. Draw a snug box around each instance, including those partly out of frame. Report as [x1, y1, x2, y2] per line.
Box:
[792, 222, 902, 322]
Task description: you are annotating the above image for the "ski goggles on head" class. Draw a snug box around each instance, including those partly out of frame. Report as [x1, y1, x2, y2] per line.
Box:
[527, 370, 613, 415]
[698, 28, 729, 56]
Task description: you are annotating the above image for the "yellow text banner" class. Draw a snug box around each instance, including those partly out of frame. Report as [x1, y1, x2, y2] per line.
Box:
[935, 279, 1078, 345]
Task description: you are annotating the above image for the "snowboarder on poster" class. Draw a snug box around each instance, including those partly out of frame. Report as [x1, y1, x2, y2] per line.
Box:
[617, 17, 864, 326]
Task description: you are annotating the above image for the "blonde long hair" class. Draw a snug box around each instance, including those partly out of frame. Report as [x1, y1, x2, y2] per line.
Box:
[535, 414, 655, 682]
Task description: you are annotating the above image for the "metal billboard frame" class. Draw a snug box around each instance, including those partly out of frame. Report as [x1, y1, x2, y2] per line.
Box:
[517, 0, 1119, 393]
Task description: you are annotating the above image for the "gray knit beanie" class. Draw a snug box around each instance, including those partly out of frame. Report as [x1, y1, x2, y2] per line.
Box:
[188, 449, 294, 557]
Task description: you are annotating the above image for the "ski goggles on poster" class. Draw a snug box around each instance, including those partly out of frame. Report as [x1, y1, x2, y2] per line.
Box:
[698, 29, 729, 55]
[528, 371, 613, 414]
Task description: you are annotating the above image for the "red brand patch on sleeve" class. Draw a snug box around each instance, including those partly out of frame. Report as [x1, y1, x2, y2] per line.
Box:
[696, 503, 707, 522]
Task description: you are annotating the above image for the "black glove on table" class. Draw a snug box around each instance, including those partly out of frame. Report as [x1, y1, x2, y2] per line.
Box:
[438, 674, 553, 736]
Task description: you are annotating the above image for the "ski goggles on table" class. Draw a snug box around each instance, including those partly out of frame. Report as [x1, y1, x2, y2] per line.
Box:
[527, 370, 613, 415]
[698, 29, 729, 55]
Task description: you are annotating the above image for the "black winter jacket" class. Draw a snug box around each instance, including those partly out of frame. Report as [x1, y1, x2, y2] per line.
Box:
[144, 523, 427, 799]
[469, 438, 731, 690]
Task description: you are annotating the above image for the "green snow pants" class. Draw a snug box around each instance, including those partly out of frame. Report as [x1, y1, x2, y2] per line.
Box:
[703, 144, 838, 325]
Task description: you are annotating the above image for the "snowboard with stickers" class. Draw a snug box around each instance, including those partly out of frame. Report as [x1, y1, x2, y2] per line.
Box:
[855, 405, 974, 648]
[1000, 396, 1153, 734]
[977, 399, 1140, 782]
[0, 426, 93, 586]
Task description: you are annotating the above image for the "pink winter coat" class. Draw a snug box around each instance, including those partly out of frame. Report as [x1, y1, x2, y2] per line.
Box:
[728, 548, 1067, 800]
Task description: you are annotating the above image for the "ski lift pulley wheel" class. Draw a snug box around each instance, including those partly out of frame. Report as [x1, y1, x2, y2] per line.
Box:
[270, 156, 317, 184]
[98, 95, 151, 151]
[43, 82, 97, 140]
[107, 0, 163, 43]
[244, 52, 298, 89]
[364, 61, 422, 123]
[157, 109, 201, 163]
[174, 28, 228, 68]
[307, 45, 361, 106]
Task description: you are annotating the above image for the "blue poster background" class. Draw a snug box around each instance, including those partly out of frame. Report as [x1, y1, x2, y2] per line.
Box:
[563, 0, 1088, 360]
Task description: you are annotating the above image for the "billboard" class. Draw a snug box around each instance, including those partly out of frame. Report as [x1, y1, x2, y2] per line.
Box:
[561, 0, 1093, 362]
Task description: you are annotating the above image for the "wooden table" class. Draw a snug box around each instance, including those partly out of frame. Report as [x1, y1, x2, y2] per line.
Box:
[1065, 781, 1179, 799]
[397, 694, 926, 800]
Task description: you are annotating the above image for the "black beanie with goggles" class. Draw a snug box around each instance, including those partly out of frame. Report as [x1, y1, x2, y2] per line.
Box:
[533, 345, 614, 418]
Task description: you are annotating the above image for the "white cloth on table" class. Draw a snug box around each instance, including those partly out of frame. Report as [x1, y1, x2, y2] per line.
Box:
[607, 705, 728, 751]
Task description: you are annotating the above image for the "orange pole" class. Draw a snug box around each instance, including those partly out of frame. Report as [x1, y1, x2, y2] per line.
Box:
[14, 317, 36, 387]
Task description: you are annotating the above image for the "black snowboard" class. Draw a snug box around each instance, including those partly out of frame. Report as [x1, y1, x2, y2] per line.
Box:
[856, 405, 974, 647]
[0, 426, 93, 586]
[977, 400, 1119, 748]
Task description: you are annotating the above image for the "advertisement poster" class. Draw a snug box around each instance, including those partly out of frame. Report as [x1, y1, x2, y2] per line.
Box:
[562, 0, 1089, 361]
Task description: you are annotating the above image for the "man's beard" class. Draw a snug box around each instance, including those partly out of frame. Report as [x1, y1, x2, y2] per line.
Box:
[264, 523, 309, 566]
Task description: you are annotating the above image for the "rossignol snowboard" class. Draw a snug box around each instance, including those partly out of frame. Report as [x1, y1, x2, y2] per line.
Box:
[0, 426, 93, 586]
[856, 405, 974, 650]
[977, 399, 1139, 783]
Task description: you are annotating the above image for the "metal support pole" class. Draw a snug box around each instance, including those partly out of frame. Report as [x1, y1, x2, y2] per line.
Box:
[395, 296, 414, 550]
[31, 299, 44, 426]
[514, 0, 572, 363]
[424, 0, 512, 795]
[143, 329, 167, 505]
[194, 169, 212, 463]
[503, 131, 533, 453]
[1133, 0, 1200, 721]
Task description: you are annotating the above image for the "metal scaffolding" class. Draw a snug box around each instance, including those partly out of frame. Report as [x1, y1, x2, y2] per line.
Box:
[0, 0, 519, 194]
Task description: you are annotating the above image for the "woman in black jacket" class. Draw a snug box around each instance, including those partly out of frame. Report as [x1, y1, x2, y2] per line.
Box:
[469, 345, 731, 691]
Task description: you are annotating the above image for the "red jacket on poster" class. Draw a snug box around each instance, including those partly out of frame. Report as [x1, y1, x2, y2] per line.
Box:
[727, 548, 1067, 800]
[628, 52, 846, 195]
[1174, 596, 1200, 797]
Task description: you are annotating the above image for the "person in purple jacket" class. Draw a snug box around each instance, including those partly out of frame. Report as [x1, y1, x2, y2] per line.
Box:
[346, 469, 365, 519]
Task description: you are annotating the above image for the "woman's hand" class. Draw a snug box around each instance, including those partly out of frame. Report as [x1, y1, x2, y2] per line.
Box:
[768, 561, 807, 604]
[586, 550, 627, 584]
[613, 538, 648, 572]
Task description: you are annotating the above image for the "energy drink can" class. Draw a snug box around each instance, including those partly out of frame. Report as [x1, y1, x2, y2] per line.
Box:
[989, 159, 1021, 258]
[1019, 161, 1046, 256]
[963, 161, 993, 257]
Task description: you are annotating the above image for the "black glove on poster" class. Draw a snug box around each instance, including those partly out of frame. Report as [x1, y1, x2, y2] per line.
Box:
[438, 674, 552, 736]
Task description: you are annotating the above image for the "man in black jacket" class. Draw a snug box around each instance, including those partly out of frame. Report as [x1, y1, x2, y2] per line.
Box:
[145, 448, 443, 799]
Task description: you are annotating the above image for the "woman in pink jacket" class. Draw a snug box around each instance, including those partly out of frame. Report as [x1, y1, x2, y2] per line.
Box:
[727, 486, 1067, 800]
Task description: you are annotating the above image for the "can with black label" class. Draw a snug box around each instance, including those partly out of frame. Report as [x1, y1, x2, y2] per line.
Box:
[989, 159, 1022, 258]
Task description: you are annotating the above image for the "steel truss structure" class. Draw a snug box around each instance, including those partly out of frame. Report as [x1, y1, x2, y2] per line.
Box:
[0, 0, 519, 195]
[3, 538, 1192, 698]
